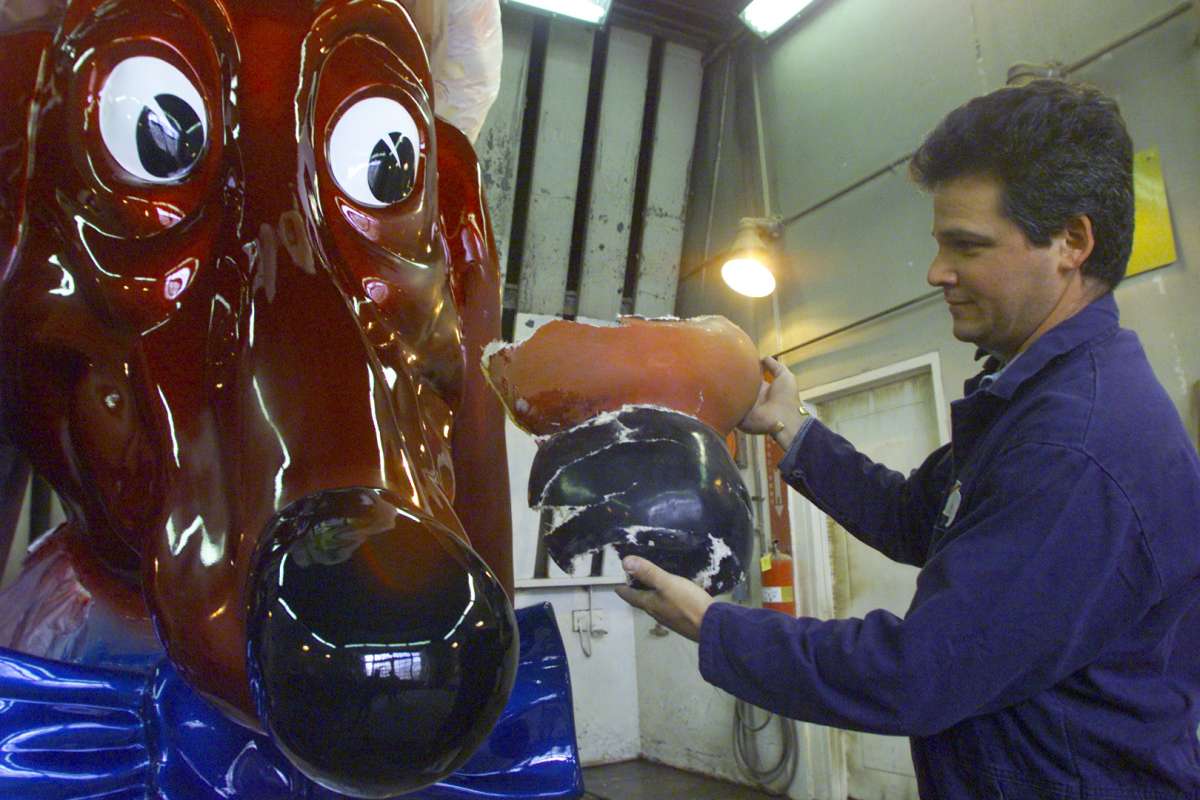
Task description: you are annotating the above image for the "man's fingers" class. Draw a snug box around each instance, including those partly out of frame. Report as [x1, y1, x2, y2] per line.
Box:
[622, 555, 669, 589]
[755, 379, 771, 406]
[619, 557, 671, 619]
[615, 584, 667, 621]
[614, 584, 648, 609]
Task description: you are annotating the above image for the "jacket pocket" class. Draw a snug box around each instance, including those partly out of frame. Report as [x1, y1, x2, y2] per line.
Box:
[982, 765, 1079, 800]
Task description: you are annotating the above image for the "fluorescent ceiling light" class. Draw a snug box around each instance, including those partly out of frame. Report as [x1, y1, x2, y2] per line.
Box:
[504, 0, 612, 25]
[739, 0, 816, 38]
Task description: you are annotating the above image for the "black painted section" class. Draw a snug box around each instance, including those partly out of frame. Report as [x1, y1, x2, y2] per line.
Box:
[529, 407, 751, 595]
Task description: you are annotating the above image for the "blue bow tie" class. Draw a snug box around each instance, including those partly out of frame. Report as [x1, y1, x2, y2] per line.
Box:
[0, 603, 582, 800]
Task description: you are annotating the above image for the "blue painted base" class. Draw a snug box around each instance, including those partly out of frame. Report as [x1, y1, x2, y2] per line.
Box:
[0, 603, 582, 799]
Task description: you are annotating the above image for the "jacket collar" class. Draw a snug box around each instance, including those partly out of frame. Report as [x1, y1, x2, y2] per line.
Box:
[963, 292, 1120, 401]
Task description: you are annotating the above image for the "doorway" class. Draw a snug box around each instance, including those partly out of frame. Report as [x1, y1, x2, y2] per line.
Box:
[787, 353, 949, 800]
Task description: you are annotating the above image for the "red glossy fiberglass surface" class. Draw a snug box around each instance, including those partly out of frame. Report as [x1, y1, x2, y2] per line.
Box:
[484, 315, 763, 437]
[0, 0, 511, 727]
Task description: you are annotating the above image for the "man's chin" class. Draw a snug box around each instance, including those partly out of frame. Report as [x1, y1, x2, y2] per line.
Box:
[950, 326, 1006, 360]
[950, 323, 979, 345]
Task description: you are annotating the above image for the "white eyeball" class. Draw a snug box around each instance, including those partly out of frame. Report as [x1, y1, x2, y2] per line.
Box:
[99, 56, 208, 183]
[328, 97, 421, 208]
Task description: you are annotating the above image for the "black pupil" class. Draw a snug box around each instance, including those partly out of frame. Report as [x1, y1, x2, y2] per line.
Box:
[136, 93, 204, 179]
[368, 132, 416, 204]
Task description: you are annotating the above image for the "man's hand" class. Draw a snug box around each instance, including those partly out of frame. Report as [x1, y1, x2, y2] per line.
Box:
[615, 556, 715, 642]
[738, 356, 802, 435]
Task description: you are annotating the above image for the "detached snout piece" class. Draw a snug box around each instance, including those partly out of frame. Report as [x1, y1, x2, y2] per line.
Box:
[485, 315, 761, 595]
[247, 488, 517, 798]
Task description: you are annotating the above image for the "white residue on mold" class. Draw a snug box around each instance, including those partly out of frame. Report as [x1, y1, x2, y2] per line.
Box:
[548, 504, 590, 529]
[693, 535, 735, 592]
[481, 338, 515, 362]
[550, 402, 694, 436]
[618, 313, 682, 322]
[568, 317, 620, 328]
[620, 525, 668, 545]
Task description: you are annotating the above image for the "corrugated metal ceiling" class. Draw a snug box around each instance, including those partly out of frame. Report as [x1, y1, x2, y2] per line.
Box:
[608, 0, 749, 52]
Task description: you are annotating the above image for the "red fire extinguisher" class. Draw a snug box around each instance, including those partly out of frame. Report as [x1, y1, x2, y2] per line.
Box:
[760, 540, 796, 616]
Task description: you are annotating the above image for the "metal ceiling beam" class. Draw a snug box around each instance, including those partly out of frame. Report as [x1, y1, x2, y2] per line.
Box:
[608, 10, 714, 49]
[609, 0, 744, 52]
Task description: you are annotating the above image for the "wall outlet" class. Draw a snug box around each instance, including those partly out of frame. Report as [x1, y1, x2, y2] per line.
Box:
[572, 609, 608, 636]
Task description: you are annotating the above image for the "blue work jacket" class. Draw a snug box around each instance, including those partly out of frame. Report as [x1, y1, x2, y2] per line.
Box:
[700, 294, 1200, 798]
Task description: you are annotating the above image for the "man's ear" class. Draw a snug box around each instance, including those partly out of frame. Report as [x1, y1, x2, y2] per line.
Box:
[1060, 214, 1095, 274]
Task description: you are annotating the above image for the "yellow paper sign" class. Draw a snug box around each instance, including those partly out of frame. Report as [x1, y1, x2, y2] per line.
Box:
[1126, 147, 1177, 278]
[760, 553, 773, 573]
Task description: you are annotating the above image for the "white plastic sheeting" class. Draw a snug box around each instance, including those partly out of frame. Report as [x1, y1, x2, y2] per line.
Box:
[401, 0, 504, 143]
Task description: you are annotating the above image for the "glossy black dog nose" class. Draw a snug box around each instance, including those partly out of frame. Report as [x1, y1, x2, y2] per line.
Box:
[247, 488, 517, 798]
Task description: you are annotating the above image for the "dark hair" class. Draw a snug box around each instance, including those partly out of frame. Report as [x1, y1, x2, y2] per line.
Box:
[909, 80, 1134, 289]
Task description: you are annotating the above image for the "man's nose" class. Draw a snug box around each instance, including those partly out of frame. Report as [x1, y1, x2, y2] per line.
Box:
[927, 251, 955, 288]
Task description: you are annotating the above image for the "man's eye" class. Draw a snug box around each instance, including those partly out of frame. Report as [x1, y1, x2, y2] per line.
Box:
[99, 56, 208, 184]
[327, 97, 420, 208]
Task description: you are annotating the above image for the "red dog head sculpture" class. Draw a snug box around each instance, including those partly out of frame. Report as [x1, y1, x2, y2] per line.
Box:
[0, 0, 515, 794]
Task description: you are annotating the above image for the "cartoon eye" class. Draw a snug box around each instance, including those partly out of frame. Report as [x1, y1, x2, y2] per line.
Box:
[99, 56, 208, 183]
[328, 97, 420, 208]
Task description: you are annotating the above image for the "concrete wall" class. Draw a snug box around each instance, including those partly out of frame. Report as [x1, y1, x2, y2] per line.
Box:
[633, 610, 742, 781]
[515, 585, 642, 765]
[477, 6, 704, 323]
[678, 0, 1200, 447]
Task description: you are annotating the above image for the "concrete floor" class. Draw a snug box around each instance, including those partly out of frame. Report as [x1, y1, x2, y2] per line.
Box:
[582, 760, 781, 800]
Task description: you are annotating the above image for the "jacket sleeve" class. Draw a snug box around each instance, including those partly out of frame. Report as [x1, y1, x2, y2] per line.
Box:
[700, 441, 1159, 736]
[778, 419, 951, 567]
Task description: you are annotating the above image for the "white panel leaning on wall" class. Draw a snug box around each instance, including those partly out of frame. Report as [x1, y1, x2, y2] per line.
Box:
[504, 312, 629, 588]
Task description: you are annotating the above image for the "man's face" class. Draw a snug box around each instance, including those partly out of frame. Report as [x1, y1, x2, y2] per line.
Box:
[928, 173, 1069, 361]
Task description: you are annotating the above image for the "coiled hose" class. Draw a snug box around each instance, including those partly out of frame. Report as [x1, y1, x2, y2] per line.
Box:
[733, 698, 798, 796]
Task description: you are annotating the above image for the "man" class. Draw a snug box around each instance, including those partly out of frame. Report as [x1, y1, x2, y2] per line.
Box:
[617, 80, 1200, 797]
